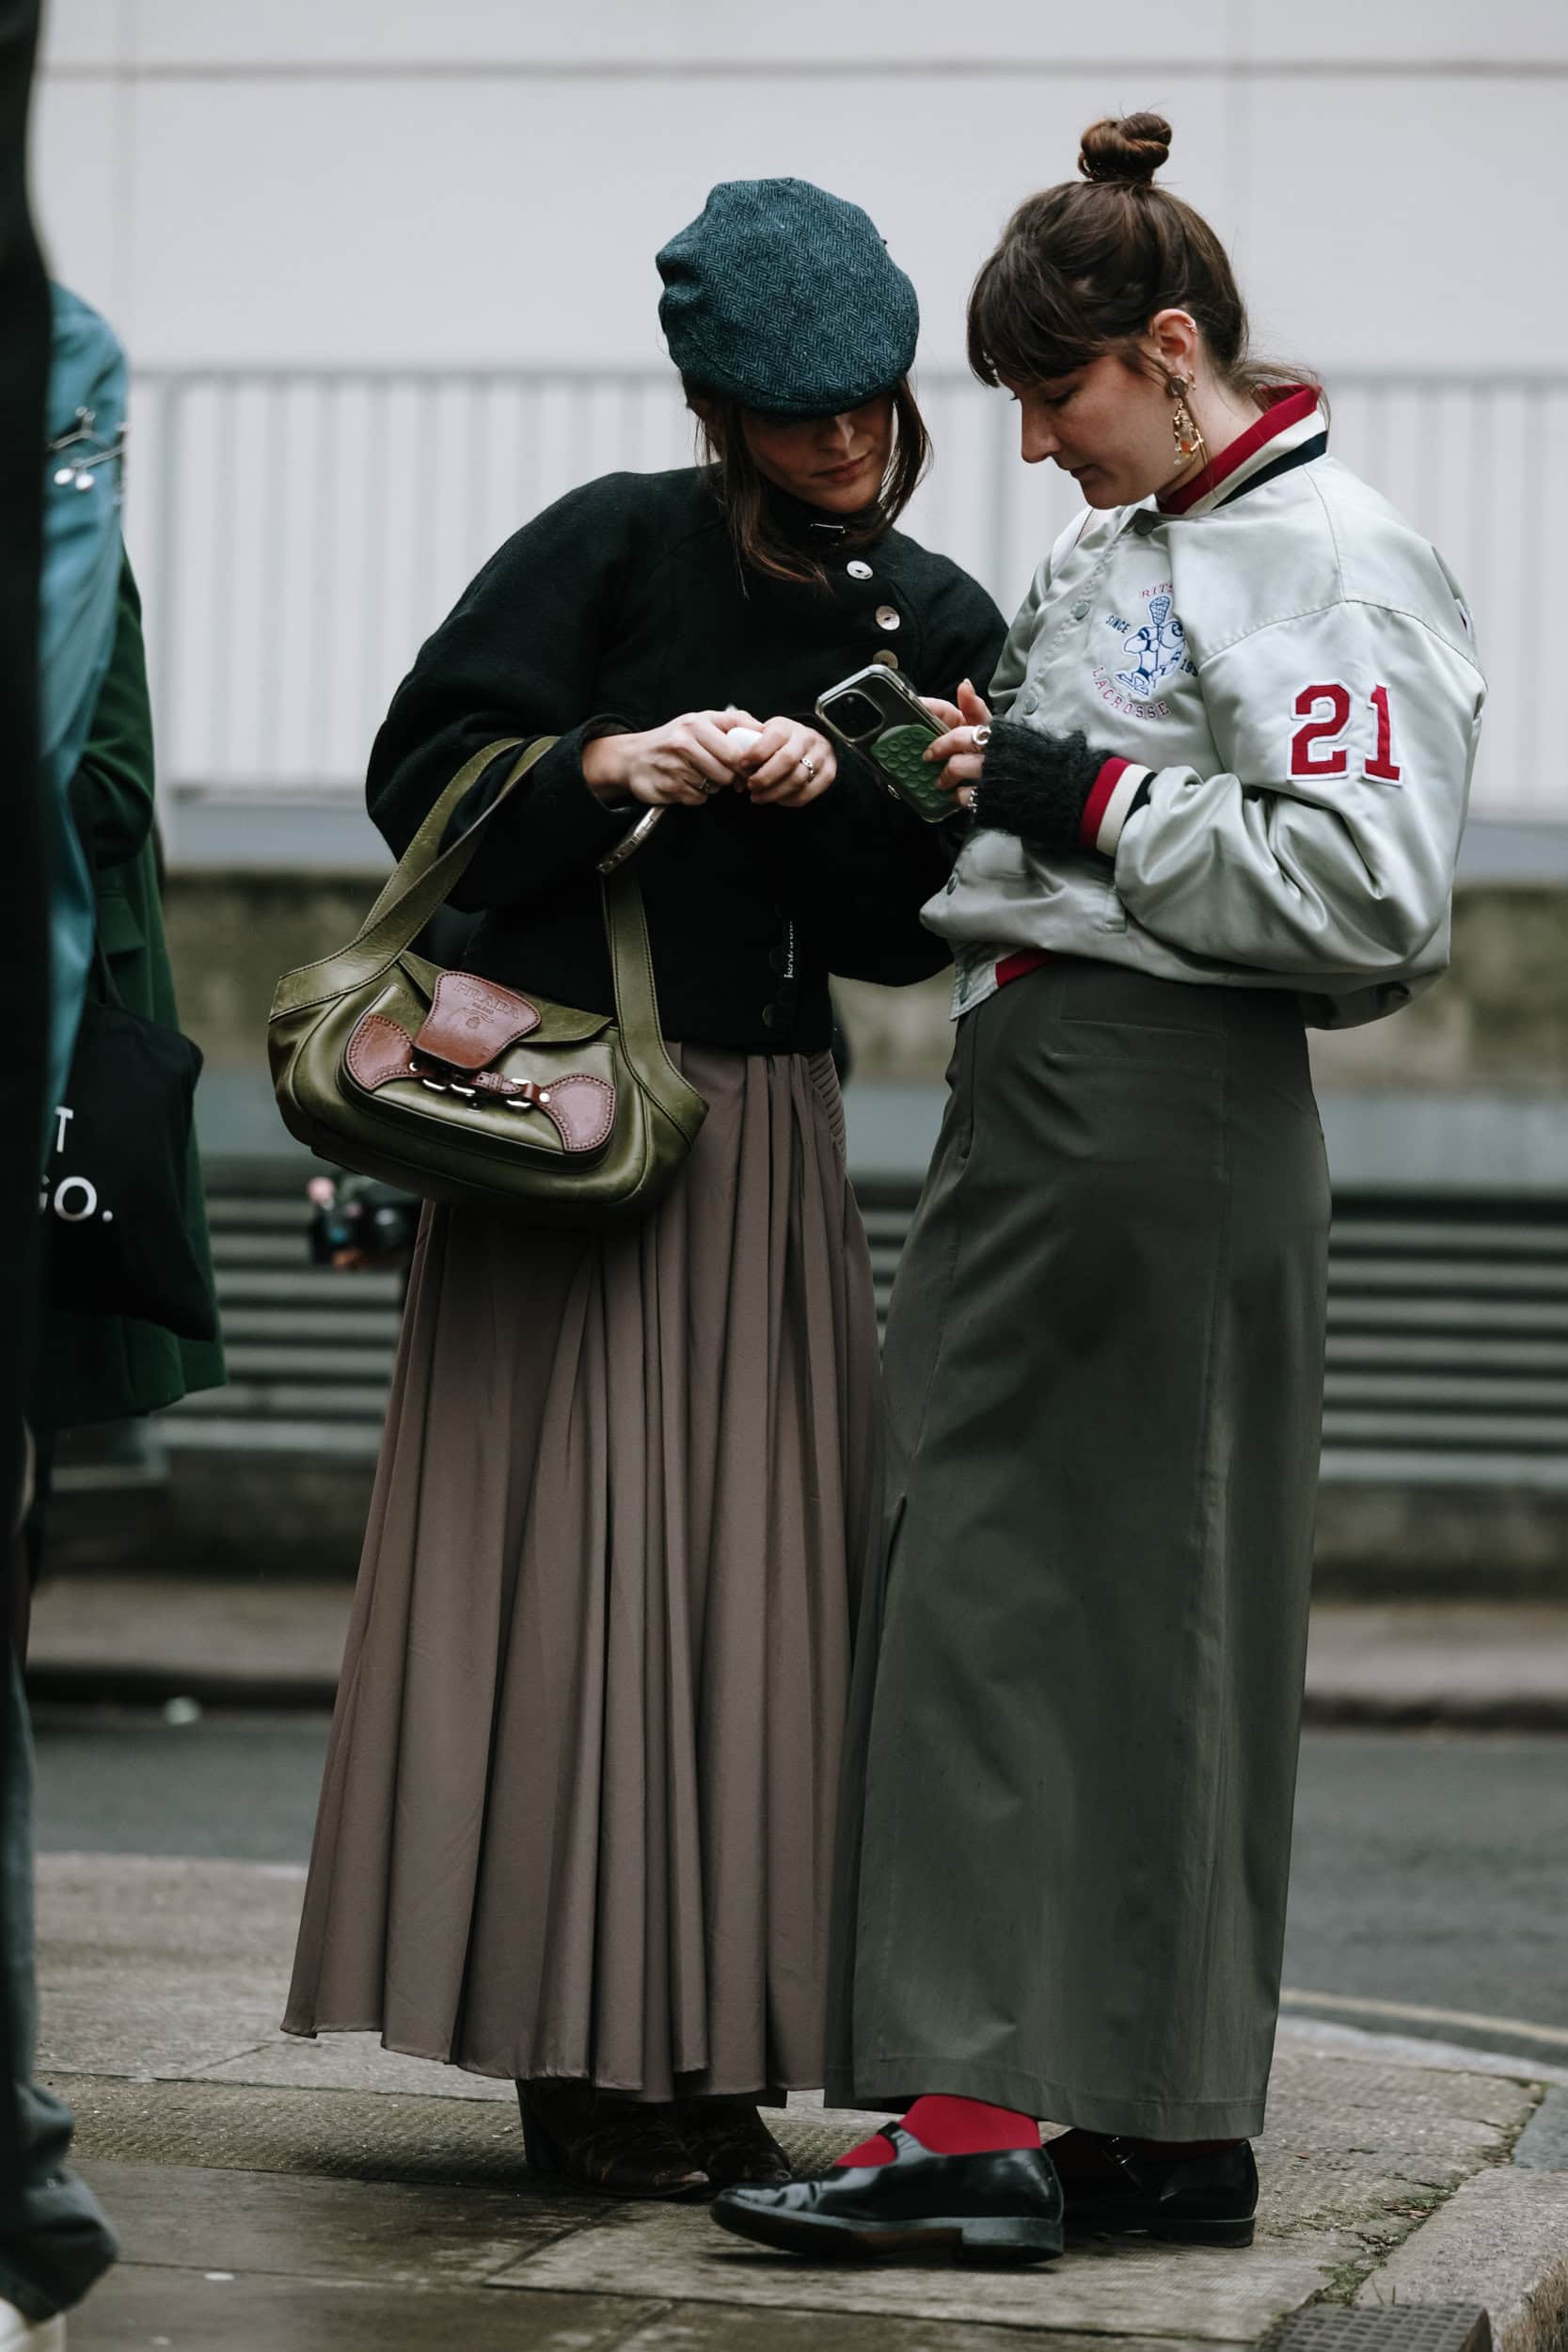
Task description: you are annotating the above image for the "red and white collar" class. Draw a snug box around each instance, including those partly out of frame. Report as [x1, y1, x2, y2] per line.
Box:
[1157, 384, 1326, 521]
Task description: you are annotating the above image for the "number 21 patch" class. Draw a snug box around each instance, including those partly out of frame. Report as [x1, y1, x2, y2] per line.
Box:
[1290, 684, 1402, 782]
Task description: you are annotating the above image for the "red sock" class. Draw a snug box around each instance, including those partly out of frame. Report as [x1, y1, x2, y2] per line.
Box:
[836, 2094, 1040, 2169]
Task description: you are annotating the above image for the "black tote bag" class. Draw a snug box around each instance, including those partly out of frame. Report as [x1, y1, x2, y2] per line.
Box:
[42, 838, 216, 1343]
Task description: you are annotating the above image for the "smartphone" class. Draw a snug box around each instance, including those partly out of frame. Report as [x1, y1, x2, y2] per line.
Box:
[816, 662, 958, 825]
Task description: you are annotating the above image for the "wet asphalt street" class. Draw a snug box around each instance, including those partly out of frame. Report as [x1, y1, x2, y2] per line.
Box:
[28, 1708, 1568, 2068]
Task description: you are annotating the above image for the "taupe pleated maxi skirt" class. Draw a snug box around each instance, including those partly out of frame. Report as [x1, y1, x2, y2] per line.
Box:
[285, 1046, 878, 2099]
[825, 959, 1331, 2138]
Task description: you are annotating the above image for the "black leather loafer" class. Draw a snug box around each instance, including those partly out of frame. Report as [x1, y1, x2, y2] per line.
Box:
[1049, 2132, 1258, 2247]
[711, 2124, 1064, 2265]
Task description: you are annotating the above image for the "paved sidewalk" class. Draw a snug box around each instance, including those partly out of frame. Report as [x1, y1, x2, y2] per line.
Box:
[26, 1575, 1568, 1725]
[1304, 1603, 1568, 1728]
[32, 1853, 1568, 2349]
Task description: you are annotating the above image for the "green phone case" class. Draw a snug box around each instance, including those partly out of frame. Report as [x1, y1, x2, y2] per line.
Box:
[873, 722, 956, 824]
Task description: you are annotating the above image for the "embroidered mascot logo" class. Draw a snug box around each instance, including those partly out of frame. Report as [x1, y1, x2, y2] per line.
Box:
[1095, 580, 1198, 720]
[1115, 593, 1186, 699]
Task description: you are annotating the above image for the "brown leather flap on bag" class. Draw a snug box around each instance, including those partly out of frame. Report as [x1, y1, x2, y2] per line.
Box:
[412, 973, 542, 1071]
[541, 1073, 616, 1154]
[345, 1011, 415, 1093]
[344, 1008, 617, 1155]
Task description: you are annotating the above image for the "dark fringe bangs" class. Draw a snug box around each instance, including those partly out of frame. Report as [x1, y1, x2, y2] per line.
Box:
[967, 239, 1110, 391]
[686, 379, 932, 590]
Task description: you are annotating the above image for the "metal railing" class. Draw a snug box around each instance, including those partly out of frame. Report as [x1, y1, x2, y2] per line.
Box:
[122, 366, 1565, 822]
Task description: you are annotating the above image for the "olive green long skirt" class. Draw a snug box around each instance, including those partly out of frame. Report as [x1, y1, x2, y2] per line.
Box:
[285, 1047, 878, 2099]
[825, 959, 1331, 2138]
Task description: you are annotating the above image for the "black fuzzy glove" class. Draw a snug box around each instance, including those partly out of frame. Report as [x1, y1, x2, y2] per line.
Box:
[973, 721, 1111, 851]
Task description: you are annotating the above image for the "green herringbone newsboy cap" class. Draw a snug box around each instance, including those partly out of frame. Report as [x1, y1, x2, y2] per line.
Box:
[657, 178, 919, 419]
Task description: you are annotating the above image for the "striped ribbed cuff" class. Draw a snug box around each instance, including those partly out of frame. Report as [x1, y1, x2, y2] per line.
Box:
[1078, 757, 1153, 858]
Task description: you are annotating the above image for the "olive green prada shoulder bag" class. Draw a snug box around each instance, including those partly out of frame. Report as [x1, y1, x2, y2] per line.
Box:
[268, 738, 707, 1225]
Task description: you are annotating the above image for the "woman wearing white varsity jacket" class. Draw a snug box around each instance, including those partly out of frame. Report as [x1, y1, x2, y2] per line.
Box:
[711, 115, 1485, 2270]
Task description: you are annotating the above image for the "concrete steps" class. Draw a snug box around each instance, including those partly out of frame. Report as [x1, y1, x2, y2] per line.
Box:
[154, 1170, 1568, 1489]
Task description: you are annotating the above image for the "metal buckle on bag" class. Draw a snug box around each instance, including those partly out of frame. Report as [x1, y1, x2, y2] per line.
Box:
[408, 1047, 552, 1113]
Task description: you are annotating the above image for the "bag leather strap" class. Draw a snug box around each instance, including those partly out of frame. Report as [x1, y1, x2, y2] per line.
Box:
[599, 863, 704, 1143]
[67, 771, 127, 1013]
[272, 738, 552, 1015]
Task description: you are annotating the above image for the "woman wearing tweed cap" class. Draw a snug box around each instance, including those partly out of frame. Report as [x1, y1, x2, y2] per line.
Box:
[284, 179, 1004, 2198]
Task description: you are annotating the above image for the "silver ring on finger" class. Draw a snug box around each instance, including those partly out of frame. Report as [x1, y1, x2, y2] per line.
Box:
[800, 754, 817, 782]
[970, 724, 992, 749]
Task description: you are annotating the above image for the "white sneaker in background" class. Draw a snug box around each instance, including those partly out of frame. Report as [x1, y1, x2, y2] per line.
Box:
[0, 2302, 65, 2349]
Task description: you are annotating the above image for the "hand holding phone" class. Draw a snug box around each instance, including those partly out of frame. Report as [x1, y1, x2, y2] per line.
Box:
[816, 663, 970, 823]
[920, 679, 994, 805]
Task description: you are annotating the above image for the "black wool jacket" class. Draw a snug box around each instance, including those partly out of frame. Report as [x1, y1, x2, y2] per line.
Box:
[367, 467, 1006, 1053]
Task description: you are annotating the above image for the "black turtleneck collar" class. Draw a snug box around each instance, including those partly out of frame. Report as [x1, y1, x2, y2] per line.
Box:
[702, 463, 883, 551]
[763, 481, 882, 547]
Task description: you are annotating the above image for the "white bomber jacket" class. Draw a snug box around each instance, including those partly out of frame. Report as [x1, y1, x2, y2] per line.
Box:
[932, 388, 1486, 1028]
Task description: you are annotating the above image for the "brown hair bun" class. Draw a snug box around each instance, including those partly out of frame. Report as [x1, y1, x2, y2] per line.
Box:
[1078, 112, 1172, 186]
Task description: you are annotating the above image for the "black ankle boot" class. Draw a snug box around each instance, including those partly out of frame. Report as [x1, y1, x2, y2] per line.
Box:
[1049, 2132, 1257, 2247]
[674, 2095, 793, 2188]
[517, 2080, 708, 2200]
[712, 2124, 1064, 2265]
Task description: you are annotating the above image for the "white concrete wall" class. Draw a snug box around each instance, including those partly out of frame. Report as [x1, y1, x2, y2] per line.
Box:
[33, 1, 1568, 372]
[29, 3, 1568, 822]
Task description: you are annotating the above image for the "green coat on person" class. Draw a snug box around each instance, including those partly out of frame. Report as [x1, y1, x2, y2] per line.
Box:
[33, 555, 225, 1432]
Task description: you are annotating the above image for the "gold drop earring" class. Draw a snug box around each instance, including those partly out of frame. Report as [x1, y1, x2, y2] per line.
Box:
[1167, 376, 1209, 475]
